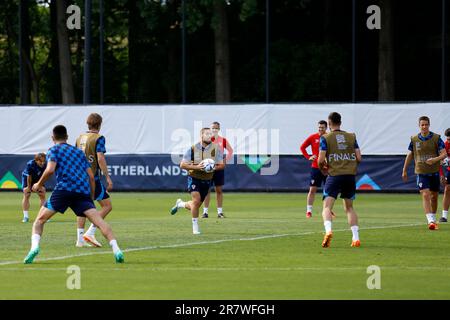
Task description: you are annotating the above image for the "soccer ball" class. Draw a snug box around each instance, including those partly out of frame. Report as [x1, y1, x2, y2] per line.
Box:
[201, 159, 215, 173]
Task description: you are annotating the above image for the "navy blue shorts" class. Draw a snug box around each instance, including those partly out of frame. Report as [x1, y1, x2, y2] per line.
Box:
[45, 190, 96, 217]
[323, 175, 356, 200]
[445, 170, 450, 184]
[187, 176, 212, 202]
[417, 173, 440, 192]
[310, 168, 327, 187]
[211, 170, 225, 187]
[94, 178, 110, 201]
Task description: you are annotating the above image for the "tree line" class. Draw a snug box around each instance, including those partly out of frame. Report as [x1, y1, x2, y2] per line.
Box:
[0, 0, 446, 104]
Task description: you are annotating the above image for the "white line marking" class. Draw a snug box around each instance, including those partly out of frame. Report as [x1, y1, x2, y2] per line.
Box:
[0, 223, 422, 266]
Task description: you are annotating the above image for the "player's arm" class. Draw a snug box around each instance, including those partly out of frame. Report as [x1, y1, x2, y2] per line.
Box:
[224, 140, 234, 163]
[300, 136, 314, 160]
[97, 152, 113, 191]
[32, 161, 55, 192]
[355, 148, 362, 163]
[318, 150, 327, 170]
[180, 160, 204, 171]
[402, 151, 414, 182]
[86, 167, 96, 200]
[425, 148, 447, 165]
[180, 147, 204, 171]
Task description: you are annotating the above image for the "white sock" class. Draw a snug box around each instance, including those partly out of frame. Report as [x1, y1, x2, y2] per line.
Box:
[426, 213, 436, 224]
[178, 200, 186, 209]
[324, 220, 332, 234]
[86, 224, 97, 236]
[23, 211, 29, 218]
[443, 210, 448, 219]
[77, 228, 84, 242]
[192, 218, 200, 233]
[307, 205, 313, 213]
[203, 207, 209, 214]
[109, 239, 121, 254]
[217, 207, 223, 214]
[31, 234, 40, 250]
[351, 225, 359, 241]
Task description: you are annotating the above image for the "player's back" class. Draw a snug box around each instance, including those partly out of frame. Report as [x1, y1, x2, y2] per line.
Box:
[76, 132, 102, 176]
[47, 143, 91, 195]
[323, 131, 358, 176]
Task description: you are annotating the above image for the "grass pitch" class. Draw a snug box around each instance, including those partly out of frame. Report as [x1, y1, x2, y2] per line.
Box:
[0, 192, 449, 299]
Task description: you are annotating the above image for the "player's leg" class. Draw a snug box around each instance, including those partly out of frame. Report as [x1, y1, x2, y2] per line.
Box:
[321, 196, 335, 248]
[202, 190, 211, 218]
[420, 189, 438, 229]
[83, 208, 124, 263]
[38, 187, 46, 207]
[306, 186, 317, 218]
[215, 185, 224, 218]
[214, 170, 225, 218]
[341, 176, 359, 247]
[190, 191, 202, 234]
[418, 175, 438, 229]
[24, 206, 56, 264]
[430, 191, 439, 215]
[343, 199, 360, 247]
[76, 216, 89, 247]
[22, 187, 31, 222]
[441, 180, 450, 222]
[83, 198, 112, 247]
[170, 176, 196, 215]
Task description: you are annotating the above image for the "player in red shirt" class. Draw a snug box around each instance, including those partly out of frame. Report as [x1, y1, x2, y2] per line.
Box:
[439, 128, 450, 222]
[300, 120, 328, 218]
[203, 121, 233, 218]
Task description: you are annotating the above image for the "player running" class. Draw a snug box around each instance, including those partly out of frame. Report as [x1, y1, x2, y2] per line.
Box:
[75, 113, 113, 248]
[202, 121, 233, 219]
[170, 128, 224, 234]
[23, 125, 124, 264]
[402, 116, 447, 230]
[300, 120, 328, 218]
[318, 112, 362, 248]
[21, 153, 47, 222]
[439, 128, 450, 222]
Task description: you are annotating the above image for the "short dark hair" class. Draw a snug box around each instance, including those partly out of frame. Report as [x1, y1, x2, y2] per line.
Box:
[211, 121, 220, 127]
[34, 153, 46, 161]
[328, 112, 341, 125]
[318, 120, 327, 126]
[53, 125, 68, 141]
[418, 116, 430, 124]
[445, 128, 450, 137]
[200, 127, 211, 135]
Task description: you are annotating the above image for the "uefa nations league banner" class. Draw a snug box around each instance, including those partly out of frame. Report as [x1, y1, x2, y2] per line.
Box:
[0, 154, 422, 192]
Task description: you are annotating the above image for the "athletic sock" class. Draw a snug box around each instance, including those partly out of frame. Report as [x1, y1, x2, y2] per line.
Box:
[31, 234, 40, 251]
[426, 213, 436, 224]
[324, 220, 332, 234]
[443, 210, 448, 219]
[217, 207, 223, 214]
[351, 225, 359, 241]
[86, 224, 97, 236]
[192, 218, 199, 233]
[178, 200, 186, 209]
[109, 239, 121, 254]
[77, 228, 84, 242]
[23, 211, 29, 218]
[307, 205, 313, 213]
[203, 207, 209, 214]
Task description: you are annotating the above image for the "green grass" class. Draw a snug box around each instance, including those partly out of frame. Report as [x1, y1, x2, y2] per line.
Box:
[0, 192, 449, 299]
